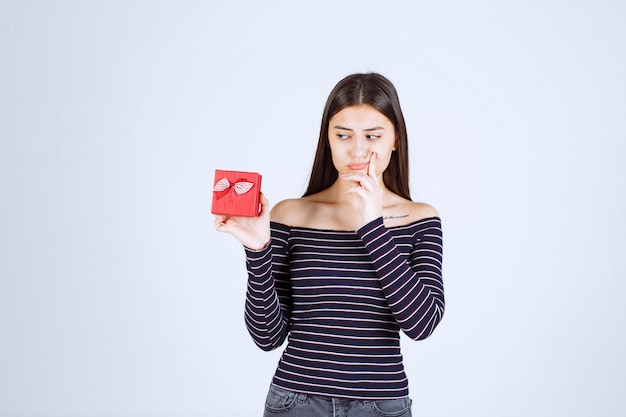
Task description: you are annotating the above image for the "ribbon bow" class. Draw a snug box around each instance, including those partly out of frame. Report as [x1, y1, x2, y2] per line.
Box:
[213, 177, 255, 198]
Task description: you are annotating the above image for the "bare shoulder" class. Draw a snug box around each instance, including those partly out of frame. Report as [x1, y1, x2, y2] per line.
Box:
[383, 197, 440, 227]
[270, 197, 315, 226]
[408, 201, 440, 221]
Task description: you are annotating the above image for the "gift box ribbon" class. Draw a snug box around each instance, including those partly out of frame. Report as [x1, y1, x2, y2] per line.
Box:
[213, 177, 255, 199]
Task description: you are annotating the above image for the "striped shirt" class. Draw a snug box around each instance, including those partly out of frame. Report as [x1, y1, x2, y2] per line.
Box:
[244, 216, 444, 399]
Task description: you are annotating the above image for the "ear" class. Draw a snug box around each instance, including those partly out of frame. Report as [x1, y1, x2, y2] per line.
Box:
[393, 132, 400, 151]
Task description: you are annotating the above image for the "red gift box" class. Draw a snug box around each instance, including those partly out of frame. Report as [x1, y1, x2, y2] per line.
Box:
[211, 169, 262, 217]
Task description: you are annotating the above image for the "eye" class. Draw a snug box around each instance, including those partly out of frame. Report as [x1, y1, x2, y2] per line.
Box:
[336, 133, 350, 140]
[367, 134, 381, 140]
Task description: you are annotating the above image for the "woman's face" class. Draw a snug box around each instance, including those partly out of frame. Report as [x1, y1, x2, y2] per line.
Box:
[328, 104, 397, 178]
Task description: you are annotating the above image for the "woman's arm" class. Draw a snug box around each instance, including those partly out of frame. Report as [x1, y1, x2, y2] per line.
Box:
[244, 223, 292, 351]
[215, 194, 291, 350]
[357, 216, 445, 340]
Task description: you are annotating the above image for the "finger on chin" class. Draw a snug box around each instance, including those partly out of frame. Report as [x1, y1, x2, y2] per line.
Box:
[368, 152, 377, 177]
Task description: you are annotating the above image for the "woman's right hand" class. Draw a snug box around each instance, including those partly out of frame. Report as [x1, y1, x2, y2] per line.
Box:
[214, 192, 271, 250]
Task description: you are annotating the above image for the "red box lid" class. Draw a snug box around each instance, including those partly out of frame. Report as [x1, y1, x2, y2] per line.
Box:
[211, 169, 262, 217]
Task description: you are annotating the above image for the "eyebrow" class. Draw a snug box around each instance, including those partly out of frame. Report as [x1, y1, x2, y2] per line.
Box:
[332, 125, 386, 131]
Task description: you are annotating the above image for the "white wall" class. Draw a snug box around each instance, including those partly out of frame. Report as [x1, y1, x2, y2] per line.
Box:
[1, 1, 624, 416]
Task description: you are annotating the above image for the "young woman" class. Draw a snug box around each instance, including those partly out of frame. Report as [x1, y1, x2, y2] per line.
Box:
[214, 73, 444, 417]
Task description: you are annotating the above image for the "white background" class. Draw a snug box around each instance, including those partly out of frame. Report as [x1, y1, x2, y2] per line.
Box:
[1, 1, 624, 416]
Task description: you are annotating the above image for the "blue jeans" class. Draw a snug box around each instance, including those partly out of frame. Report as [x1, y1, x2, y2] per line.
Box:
[263, 384, 412, 417]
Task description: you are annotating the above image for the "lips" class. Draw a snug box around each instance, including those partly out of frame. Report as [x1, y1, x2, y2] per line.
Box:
[347, 162, 368, 171]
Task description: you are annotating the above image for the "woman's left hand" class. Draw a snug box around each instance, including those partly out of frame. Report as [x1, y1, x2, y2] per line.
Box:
[343, 152, 384, 226]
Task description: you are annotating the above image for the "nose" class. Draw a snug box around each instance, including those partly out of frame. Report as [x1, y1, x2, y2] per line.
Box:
[351, 137, 368, 159]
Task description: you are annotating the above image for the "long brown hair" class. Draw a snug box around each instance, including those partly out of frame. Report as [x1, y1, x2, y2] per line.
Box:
[303, 73, 411, 200]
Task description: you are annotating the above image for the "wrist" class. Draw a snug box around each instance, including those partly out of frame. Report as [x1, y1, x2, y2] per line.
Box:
[244, 238, 270, 251]
[361, 211, 382, 227]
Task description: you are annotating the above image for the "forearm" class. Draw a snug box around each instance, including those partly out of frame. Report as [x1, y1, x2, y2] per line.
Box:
[244, 246, 289, 350]
[357, 217, 445, 340]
